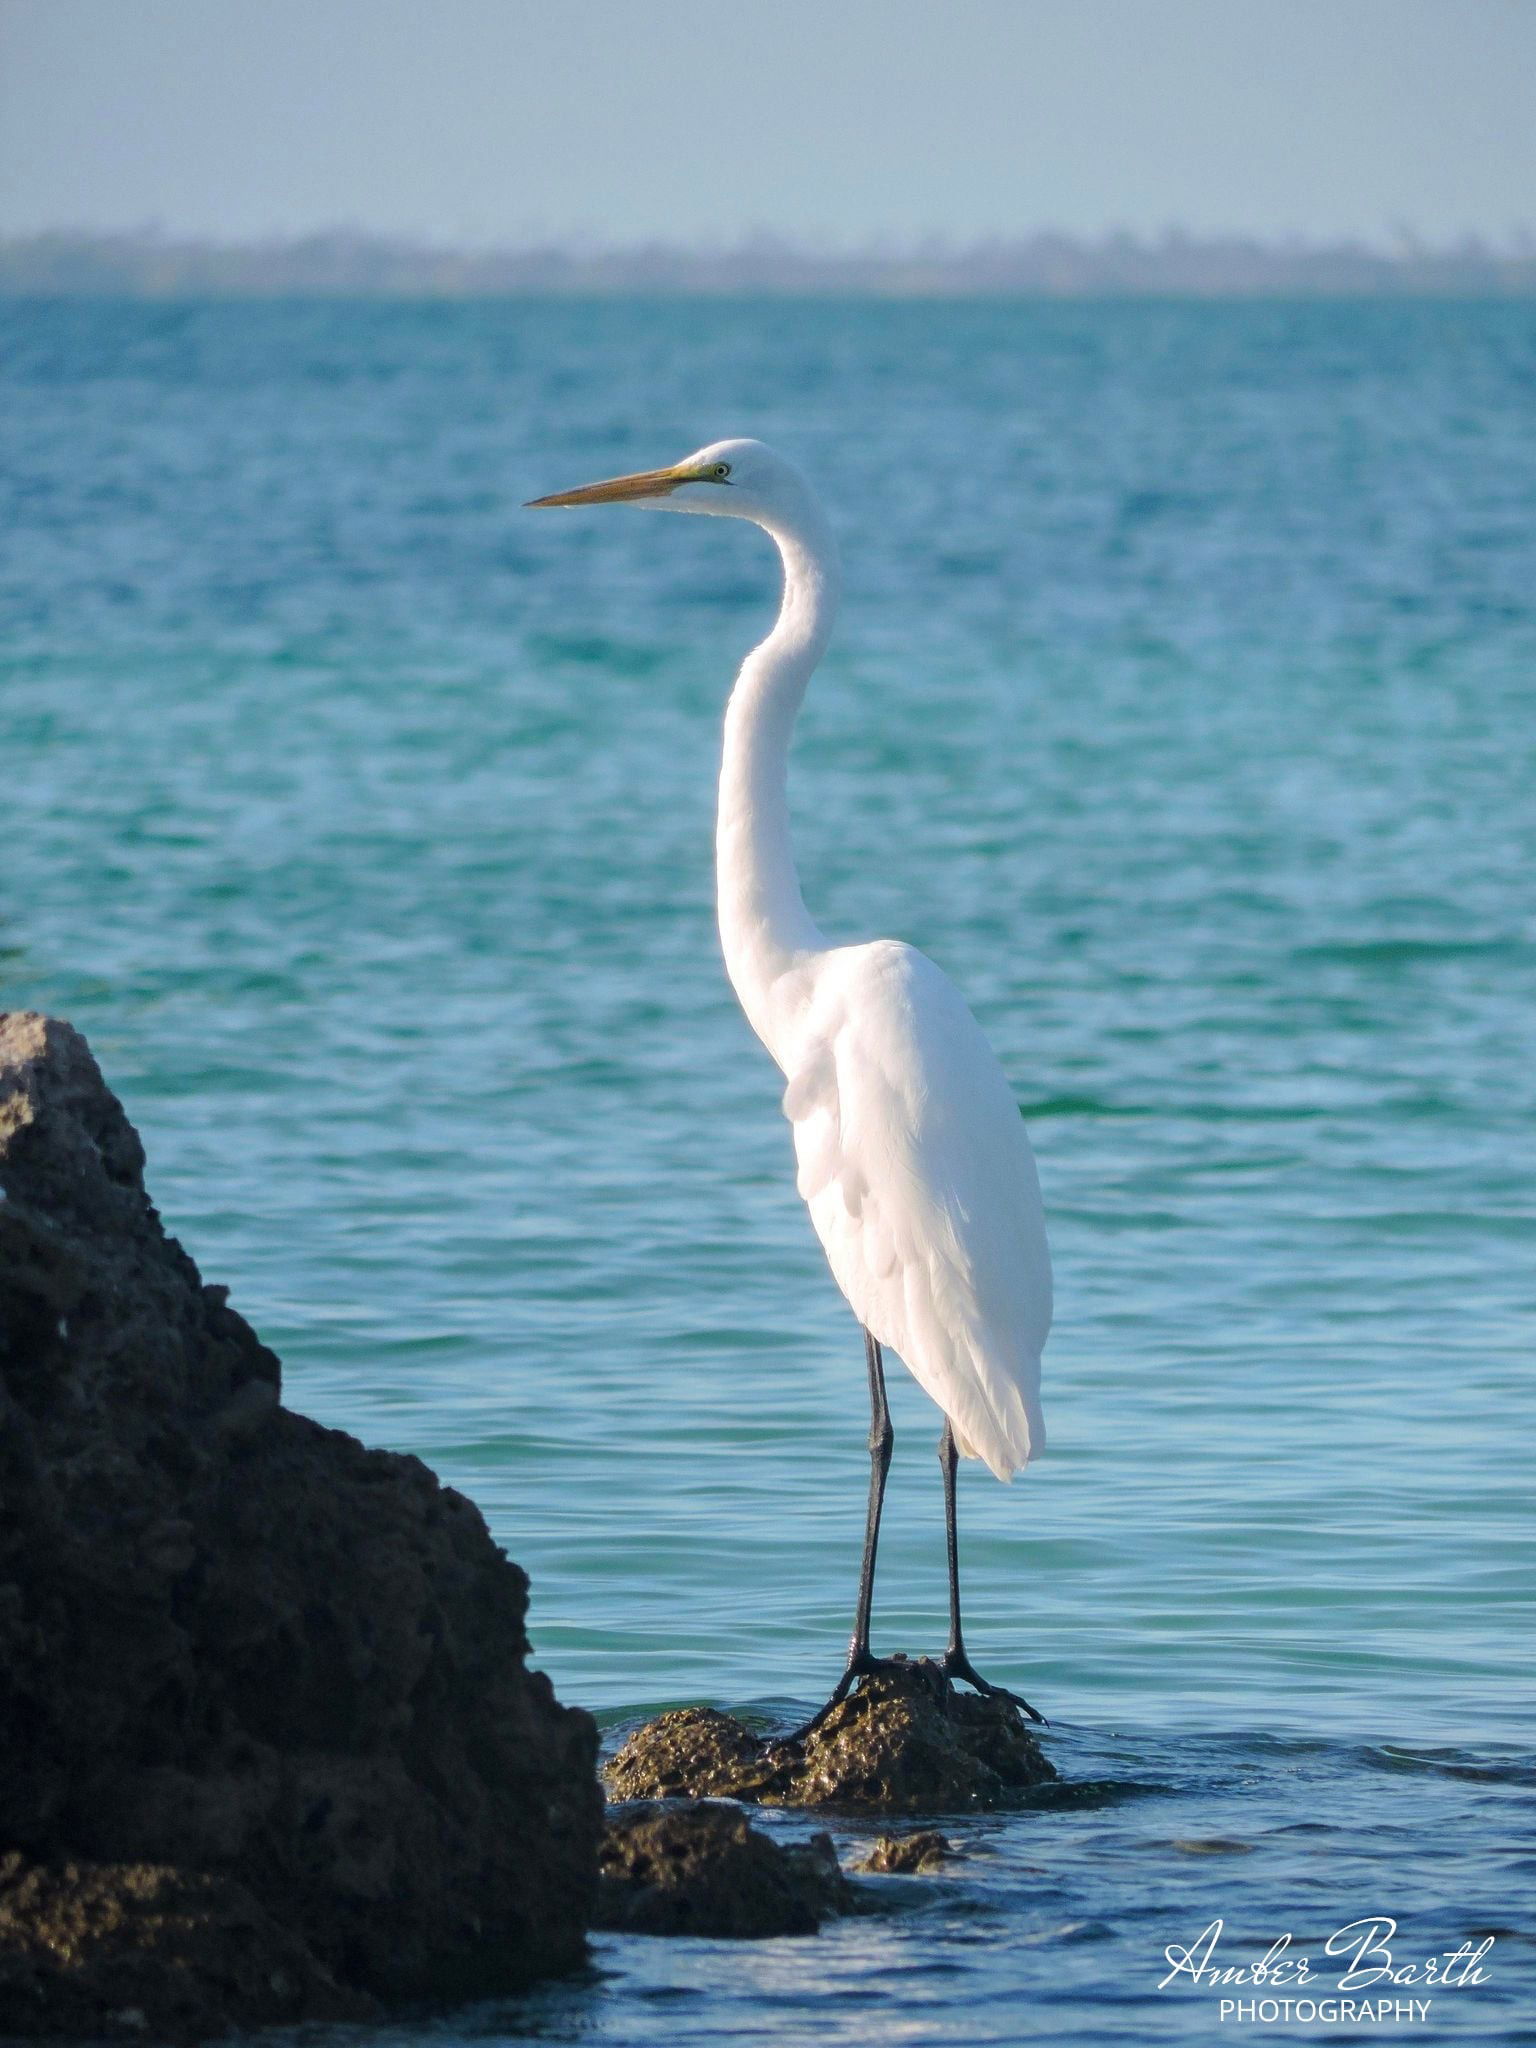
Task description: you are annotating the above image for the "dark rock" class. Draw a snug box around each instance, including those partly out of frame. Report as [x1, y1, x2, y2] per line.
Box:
[0, 1854, 372, 2041]
[851, 1829, 954, 1874]
[607, 1662, 1054, 1812]
[595, 1802, 850, 1938]
[604, 1707, 781, 1803]
[0, 1014, 603, 2038]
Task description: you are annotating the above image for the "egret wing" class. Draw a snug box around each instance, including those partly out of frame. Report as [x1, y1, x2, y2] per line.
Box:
[783, 941, 1050, 1479]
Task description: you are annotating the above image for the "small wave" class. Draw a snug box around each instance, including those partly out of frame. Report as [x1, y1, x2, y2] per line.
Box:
[1017, 1093, 1146, 1120]
[525, 630, 667, 675]
[1365, 1744, 1536, 1787]
[1295, 936, 1524, 966]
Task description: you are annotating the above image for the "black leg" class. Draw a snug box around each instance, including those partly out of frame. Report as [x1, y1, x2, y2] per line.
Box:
[936, 1418, 1047, 1725]
[785, 1329, 900, 1739]
[940, 1417, 965, 1663]
[844, 1327, 894, 1680]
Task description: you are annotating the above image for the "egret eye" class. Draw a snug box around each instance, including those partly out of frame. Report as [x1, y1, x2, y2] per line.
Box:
[713, 462, 731, 480]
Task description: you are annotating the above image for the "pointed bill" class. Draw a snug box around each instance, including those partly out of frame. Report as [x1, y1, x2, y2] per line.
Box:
[526, 463, 698, 508]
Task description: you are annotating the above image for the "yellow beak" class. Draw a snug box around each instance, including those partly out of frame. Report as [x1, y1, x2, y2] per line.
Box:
[526, 462, 702, 509]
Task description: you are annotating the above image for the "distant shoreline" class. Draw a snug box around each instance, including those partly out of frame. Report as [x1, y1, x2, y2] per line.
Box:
[4, 229, 1535, 298]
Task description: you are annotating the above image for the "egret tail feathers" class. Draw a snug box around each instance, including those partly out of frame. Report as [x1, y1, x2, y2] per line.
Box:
[951, 1364, 1044, 1481]
[894, 1329, 1044, 1482]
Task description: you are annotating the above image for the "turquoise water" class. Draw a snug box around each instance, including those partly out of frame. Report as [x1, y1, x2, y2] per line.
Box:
[3, 298, 1534, 2043]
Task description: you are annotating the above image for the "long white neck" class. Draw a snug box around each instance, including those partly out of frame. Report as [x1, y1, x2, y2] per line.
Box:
[716, 498, 841, 1063]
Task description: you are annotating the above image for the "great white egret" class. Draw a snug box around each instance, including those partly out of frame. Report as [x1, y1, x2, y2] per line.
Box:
[529, 440, 1050, 1722]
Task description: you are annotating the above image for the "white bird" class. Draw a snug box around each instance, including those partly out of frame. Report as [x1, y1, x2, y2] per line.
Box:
[529, 440, 1050, 1720]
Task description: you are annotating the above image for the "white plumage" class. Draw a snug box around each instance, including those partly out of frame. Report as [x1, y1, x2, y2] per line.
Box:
[530, 434, 1052, 1710]
[783, 938, 1048, 1478]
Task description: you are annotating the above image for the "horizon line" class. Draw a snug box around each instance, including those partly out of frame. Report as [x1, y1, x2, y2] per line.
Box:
[4, 226, 1534, 300]
[7, 223, 1536, 255]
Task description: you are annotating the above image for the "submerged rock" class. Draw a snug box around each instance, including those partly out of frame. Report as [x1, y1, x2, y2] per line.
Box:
[852, 1829, 955, 1874]
[607, 1661, 1055, 1813]
[0, 1014, 602, 2038]
[596, 1802, 850, 1938]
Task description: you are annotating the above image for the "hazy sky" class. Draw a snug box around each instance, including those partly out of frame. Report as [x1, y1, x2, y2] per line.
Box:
[1, 0, 1532, 247]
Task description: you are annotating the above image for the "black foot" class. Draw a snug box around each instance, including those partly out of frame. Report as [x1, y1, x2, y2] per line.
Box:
[938, 1647, 1048, 1726]
[781, 1651, 910, 1744]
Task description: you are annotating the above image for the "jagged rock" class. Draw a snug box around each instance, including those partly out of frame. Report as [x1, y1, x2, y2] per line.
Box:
[0, 1013, 603, 2038]
[606, 1662, 1055, 1813]
[0, 1855, 372, 2041]
[595, 1803, 850, 1937]
[852, 1829, 955, 1874]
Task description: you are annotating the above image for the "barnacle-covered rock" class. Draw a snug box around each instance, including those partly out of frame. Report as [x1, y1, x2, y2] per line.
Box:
[607, 1661, 1054, 1812]
[851, 1828, 956, 1873]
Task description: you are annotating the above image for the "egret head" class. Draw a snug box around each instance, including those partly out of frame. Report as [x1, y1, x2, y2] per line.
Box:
[527, 438, 812, 526]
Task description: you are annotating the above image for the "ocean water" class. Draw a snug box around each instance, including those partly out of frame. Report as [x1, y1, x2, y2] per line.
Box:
[3, 297, 1534, 2044]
